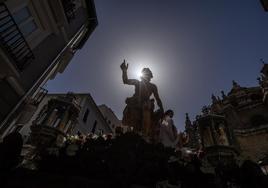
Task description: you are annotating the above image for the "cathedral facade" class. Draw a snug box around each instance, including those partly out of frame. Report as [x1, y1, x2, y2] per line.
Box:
[185, 63, 268, 166]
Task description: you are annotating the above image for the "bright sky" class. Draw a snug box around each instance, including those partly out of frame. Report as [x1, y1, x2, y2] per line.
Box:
[46, 0, 268, 131]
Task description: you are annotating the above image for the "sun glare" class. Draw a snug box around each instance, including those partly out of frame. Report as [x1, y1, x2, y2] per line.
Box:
[130, 58, 157, 79]
[137, 70, 143, 78]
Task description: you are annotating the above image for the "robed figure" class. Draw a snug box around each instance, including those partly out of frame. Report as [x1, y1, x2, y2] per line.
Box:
[120, 60, 164, 137]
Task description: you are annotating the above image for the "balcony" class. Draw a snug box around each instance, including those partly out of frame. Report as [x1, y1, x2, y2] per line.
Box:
[32, 87, 48, 106]
[61, 0, 76, 23]
[0, 3, 34, 71]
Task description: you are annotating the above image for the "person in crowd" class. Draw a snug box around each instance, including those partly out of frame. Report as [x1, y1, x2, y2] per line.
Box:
[159, 110, 178, 148]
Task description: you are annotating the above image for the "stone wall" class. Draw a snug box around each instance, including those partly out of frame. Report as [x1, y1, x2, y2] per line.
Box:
[234, 125, 268, 162]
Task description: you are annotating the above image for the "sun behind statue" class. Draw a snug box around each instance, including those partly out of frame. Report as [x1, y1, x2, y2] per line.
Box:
[120, 59, 164, 138]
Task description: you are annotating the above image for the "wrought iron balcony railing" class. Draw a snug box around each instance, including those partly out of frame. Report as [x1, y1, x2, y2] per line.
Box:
[0, 3, 34, 71]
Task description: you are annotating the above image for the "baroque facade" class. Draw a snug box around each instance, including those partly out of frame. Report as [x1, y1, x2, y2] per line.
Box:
[99, 104, 130, 134]
[20, 93, 113, 143]
[185, 63, 268, 165]
[29, 92, 81, 148]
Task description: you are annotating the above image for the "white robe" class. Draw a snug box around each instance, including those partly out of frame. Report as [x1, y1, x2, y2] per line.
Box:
[159, 116, 177, 148]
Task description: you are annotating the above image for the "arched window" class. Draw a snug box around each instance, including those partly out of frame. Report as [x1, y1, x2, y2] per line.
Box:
[83, 109, 89, 123]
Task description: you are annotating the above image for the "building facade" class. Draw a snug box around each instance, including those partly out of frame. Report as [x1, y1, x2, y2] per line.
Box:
[98, 104, 130, 134]
[20, 93, 112, 141]
[29, 92, 81, 148]
[0, 0, 98, 135]
[185, 63, 268, 165]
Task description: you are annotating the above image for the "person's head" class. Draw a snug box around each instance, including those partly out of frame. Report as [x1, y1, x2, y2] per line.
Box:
[165, 110, 174, 118]
[141, 68, 153, 82]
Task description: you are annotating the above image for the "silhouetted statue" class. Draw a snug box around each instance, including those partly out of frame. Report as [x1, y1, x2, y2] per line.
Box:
[120, 60, 164, 137]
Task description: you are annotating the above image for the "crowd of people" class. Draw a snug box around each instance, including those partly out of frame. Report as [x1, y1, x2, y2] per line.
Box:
[0, 129, 268, 188]
[0, 109, 266, 187]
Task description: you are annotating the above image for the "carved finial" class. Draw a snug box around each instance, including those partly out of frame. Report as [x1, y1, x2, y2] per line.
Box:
[232, 80, 241, 89]
[211, 94, 217, 103]
[257, 77, 262, 85]
[185, 113, 192, 129]
[221, 90, 226, 98]
[186, 113, 189, 120]
[260, 58, 266, 65]
[232, 80, 237, 86]
[201, 105, 210, 115]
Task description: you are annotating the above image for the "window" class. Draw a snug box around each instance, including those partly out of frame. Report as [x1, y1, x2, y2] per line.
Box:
[82, 108, 89, 123]
[13, 7, 37, 37]
[91, 120, 97, 133]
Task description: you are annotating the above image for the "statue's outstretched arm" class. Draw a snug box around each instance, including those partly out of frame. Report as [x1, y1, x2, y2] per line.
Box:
[153, 85, 164, 113]
[120, 60, 138, 85]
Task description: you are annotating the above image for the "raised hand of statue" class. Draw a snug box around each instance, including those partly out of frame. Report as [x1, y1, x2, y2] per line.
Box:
[120, 60, 128, 71]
